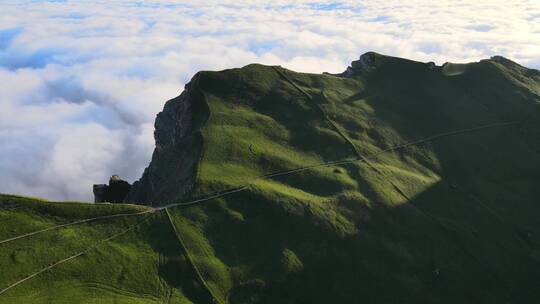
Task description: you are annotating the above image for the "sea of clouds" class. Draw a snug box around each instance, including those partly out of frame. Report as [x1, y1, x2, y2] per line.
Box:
[0, 0, 539, 201]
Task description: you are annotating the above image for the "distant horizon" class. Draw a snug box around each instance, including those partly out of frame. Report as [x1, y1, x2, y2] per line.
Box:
[1, 0, 539, 201]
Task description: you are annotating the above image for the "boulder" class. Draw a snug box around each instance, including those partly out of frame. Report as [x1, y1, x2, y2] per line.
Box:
[93, 175, 131, 203]
[93, 184, 108, 203]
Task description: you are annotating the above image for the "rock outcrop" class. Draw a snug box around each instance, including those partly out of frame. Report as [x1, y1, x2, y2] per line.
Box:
[340, 51, 385, 76]
[93, 175, 131, 203]
[126, 75, 208, 206]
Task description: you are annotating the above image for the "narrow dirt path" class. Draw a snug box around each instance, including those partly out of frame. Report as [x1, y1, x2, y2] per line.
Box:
[157, 187, 248, 210]
[0, 209, 154, 246]
[154, 67, 532, 210]
[164, 208, 223, 304]
[0, 215, 153, 296]
[160, 120, 525, 210]
[271, 65, 523, 204]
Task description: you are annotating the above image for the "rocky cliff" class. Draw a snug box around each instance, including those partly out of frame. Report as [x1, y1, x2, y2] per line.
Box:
[127, 75, 208, 205]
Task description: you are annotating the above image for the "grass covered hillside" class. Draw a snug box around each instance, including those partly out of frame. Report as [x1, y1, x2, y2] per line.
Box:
[2, 53, 540, 303]
[0, 194, 222, 303]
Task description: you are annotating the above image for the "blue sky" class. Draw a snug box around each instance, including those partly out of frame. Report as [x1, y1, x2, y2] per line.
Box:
[0, 0, 539, 201]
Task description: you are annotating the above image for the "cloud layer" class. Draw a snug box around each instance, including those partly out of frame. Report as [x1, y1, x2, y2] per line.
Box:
[1, 0, 539, 201]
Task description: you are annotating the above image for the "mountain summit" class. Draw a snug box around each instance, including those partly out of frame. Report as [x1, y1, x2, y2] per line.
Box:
[1, 53, 540, 303]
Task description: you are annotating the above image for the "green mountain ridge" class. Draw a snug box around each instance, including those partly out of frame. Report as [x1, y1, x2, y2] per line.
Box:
[1, 52, 540, 303]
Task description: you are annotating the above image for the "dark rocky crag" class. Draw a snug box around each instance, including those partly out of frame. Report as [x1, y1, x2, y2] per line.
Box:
[93, 175, 131, 203]
[126, 76, 209, 206]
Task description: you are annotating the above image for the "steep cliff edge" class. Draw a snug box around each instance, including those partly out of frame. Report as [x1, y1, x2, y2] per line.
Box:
[127, 75, 209, 205]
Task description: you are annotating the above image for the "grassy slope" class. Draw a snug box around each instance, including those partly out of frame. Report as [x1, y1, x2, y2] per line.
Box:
[1, 54, 539, 303]
[0, 194, 214, 303]
[167, 55, 540, 303]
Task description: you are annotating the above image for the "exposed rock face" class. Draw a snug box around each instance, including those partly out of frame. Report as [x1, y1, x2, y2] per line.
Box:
[488, 55, 520, 66]
[341, 52, 441, 76]
[93, 184, 107, 203]
[93, 175, 131, 203]
[107, 175, 131, 203]
[126, 76, 207, 206]
[341, 51, 383, 76]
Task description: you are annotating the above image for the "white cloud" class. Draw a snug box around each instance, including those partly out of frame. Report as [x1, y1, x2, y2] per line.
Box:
[0, 0, 538, 201]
